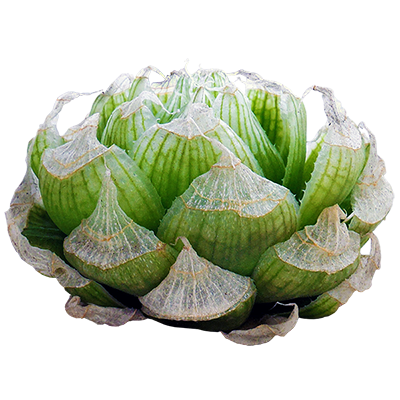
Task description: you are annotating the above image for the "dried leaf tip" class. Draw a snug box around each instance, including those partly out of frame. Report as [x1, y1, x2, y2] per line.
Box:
[312, 85, 348, 125]
[304, 204, 350, 256]
[41, 91, 97, 131]
[203, 136, 241, 169]
[136, 65, 165, 80]
[175, 236, 192, 250]
[139, 237, 256, 329]
[119, 91, 166, 118]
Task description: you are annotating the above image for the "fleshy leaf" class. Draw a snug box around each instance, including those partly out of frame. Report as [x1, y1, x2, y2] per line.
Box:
[300, 233, 381, 318]
[100, 91, 160, 151]
[298, 87, 367, 228]
[213, 83, 285, 183]
[89, 73, 134, 138]
[63, 170, 176, 296]
[39, 113, 164, 234]
[29, 91, 97, 176]
[131, 105, 263, 208]
[158, 149, 299, 276]
[244, 75, 307, 197]
[156, 71, 192, 124]
[252, 205, 360, 303]
[6, 166, 126, 308]
[139, 237, 256, 331]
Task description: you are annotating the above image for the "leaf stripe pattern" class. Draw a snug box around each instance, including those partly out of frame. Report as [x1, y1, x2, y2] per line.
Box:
[298, 87, 366, 229]
[63, 171, 175, 296]
[252, 205, 360, 303]
[158, 151, 298, 276]
[213, 84, 285, 183]
[140, 238, 256, 331]
[39, 114, 164, 234]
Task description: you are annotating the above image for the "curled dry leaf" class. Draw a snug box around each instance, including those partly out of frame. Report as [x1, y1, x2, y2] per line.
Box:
[222, 303, 299, 346]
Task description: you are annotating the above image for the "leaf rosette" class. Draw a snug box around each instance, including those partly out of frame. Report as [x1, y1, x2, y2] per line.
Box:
[6, 66, 393, 345]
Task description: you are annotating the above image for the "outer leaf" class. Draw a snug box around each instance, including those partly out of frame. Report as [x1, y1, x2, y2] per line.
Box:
[252, 205, 360, 303]
[299, 233, 381, 318]
[140, 238, 256, 331]
[298, 87, 367, 229]
[222, 303, 298, 346]
[64, 171, 176, 296]
[6, 166, 126, 308]
[348, 125, 394, 238]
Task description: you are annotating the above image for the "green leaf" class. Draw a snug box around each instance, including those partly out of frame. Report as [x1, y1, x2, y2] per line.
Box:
[252, 205, 360, 303]
[213, 84, 285, 183]
[298, 87, 367, 229]
[22, 203, 66, 260]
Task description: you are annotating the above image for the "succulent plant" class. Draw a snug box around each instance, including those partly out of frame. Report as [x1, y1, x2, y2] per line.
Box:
[6, 66, 393, 345]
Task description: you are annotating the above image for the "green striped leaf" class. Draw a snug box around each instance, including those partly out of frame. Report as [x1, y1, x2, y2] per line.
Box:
[213, 84, 285, 183]
[64, 171, 176, 296]
[29, 127, 65, 177]
[156, 72, 192, 124]
[299, 233, 380, 318]
[89, 74, 133, 138]
[298, 87, 367, 229]
[150, 71, 180, 114]
[38, 114, 164, 234]
[252, 205, 360, 303]
[131, 120, 220, 209]
[101, 91, 159, 151]
[140, 237, 256, 332]
[131, 105, 263, 209]
[158, 151, 298, 276]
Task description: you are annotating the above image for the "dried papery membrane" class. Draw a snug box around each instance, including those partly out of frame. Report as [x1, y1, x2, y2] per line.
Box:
[8, 167, 49, 250]
[298, 87, 367, 228]
[29, 91, 97, 176]
[62, 113, 101, 142]
[158, 150, 299, 276]
[348, 125, 394, 238]
[299, 233, 381, 318]
[222, 303, 298, 346]
[231, 70, 262, 91]
[6, 165, 126, 309]
[46, 91, 81, 126]
[213, 83, 285, 183]
[139, 238, 256, 331]
[252, 205, 360, 303]
[39, 113, 164, 234]
[100, 91, 161, 151]
[66, 296, 145, 326]
[63, 170, 176, 296]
